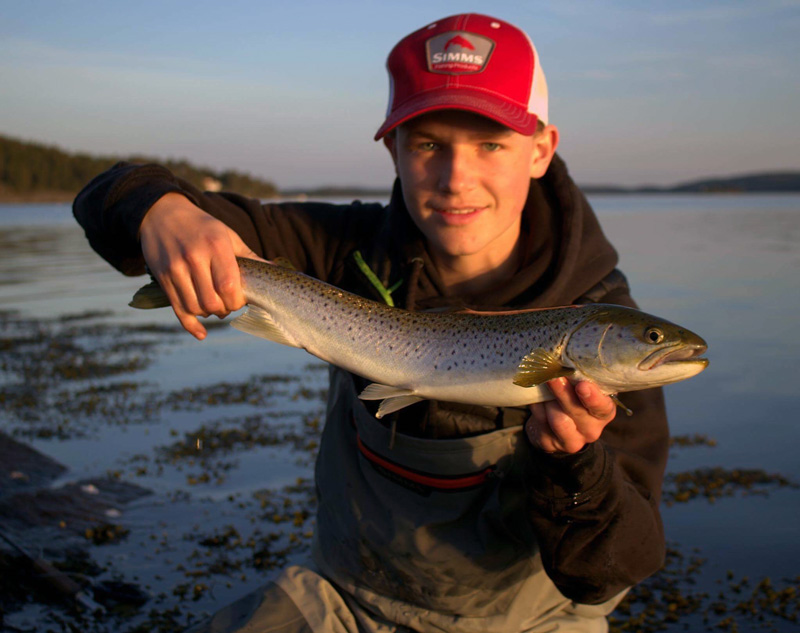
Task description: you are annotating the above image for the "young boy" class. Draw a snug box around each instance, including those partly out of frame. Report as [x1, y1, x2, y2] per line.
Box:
[74, 13, 668, 633]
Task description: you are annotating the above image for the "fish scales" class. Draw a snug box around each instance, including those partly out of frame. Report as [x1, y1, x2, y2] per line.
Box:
[235, 259, 705, 410]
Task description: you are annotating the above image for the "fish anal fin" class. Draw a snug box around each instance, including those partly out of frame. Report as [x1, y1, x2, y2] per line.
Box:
[357, 383, 423, 419]
[231, 306, 301, 348]
[375, 396, 425, 419]
[513, 348, 573, 388]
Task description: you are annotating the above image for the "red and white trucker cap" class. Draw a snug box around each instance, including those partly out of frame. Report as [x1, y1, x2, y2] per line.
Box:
[374, 13, 548, 140]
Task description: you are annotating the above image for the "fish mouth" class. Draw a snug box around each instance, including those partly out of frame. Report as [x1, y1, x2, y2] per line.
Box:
[639, 343, 709, 371]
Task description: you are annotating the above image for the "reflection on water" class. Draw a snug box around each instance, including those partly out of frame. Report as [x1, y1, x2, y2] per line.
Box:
[1, 197, 800, 631]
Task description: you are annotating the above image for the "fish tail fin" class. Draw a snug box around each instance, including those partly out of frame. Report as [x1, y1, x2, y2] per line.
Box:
[129, 280, 171, 309]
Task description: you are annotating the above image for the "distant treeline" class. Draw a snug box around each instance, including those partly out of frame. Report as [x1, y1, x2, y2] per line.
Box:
[580, 172, 800, 194]
[2, 133, 799, 203]
[0, 134, 278, 201]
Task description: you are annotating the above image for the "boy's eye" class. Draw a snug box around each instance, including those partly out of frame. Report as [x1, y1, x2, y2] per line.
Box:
[482, 142, 501, 152]
[418, 142, 438, 151]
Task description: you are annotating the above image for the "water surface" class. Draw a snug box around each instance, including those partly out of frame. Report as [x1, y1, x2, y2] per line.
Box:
[1, 195, 798, 631]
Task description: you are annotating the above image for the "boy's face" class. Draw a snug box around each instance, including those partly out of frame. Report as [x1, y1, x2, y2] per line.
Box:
[385, 111, 558, 266]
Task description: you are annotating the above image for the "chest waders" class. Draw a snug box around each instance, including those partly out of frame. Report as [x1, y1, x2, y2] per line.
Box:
[271, 367, 624, 633]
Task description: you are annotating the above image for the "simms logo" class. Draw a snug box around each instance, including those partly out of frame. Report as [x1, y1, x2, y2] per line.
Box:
[426, 31, 495, 74]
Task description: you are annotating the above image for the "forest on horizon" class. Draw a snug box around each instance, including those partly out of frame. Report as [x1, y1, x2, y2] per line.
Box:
[2, 133, 799, 203]
[0, 134, 279, 202]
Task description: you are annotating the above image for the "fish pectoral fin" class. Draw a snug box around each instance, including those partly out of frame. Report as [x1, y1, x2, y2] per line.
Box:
[358, 383, 424, 419]
[610, 394, 634, 417]
[513, 348, 574, 388]
[231, 306, 301, 348]
[129, 280, 171, 309]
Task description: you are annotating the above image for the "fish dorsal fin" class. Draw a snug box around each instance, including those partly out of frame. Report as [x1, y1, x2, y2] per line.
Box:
[231, 306, 301, 348]
[129, 280, 171, 309]
[272, 257, 297, 270]
[513, 348, 574, 388]
[358, 383, 424, 419]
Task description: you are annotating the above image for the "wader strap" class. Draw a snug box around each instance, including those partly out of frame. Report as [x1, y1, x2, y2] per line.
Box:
[356, 434, 495, 491]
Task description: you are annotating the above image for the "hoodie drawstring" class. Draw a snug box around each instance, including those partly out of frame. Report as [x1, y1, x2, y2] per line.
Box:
[404, 257, 424, 312]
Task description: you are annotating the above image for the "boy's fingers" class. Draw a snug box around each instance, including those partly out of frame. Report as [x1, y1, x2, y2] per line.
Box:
[574, 382, 616, 421]
[212, 244, 247, 313]
[174, 307, 207, 340]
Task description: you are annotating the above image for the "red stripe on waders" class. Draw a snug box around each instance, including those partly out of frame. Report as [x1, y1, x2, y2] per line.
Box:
[356, 434, 494, 490]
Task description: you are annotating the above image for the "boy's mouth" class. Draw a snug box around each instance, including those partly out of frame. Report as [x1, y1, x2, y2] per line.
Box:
[431, 205, 488, 223]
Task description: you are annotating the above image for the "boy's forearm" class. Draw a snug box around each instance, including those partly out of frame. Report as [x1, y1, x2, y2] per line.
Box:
[527, 387, 669, 604]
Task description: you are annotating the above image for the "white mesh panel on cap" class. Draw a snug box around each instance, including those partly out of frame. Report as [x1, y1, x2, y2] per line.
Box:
[385, 67, 396, 118]
[522, 32, 548, 125]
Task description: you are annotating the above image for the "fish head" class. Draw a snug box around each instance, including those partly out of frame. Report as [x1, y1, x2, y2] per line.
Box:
[564, 306, 708, 392]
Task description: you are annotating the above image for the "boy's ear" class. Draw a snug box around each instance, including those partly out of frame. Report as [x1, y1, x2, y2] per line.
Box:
[530, 125, 560, 179]
[383, 134, 398, 167]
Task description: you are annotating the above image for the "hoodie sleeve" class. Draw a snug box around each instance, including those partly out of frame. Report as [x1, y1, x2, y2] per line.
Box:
[72, 161, 385, 282]
[525, 286, 669, 605]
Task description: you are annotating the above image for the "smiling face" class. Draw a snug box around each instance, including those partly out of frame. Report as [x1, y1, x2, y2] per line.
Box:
[384, 110, 559, 276]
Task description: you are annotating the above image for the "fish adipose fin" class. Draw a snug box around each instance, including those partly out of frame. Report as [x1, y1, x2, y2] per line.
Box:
[358, 383, 424, 419]
[231, 306, 301, 348]
[513, 348, 574, 387]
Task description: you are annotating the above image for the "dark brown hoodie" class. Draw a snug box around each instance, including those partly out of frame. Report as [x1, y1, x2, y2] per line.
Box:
[74, 154, 668, 605]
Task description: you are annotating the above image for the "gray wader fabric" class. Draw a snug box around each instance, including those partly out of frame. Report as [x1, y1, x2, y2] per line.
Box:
[183, 581, 312, 633]
[184, 367, 625, 633]
[303, 367, 624, 632]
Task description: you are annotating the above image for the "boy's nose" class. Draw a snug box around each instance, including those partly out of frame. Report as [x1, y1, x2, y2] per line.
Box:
[437, 148, 477, 194]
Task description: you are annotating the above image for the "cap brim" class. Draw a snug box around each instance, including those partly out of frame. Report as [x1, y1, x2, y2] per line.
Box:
[374, 88, 539, 140]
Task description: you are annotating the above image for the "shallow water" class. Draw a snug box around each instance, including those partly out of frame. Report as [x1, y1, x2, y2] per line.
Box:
[1, 195, 799, 631]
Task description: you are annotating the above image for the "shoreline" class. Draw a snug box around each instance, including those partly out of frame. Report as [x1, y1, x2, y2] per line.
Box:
[4, 189, 800, 205]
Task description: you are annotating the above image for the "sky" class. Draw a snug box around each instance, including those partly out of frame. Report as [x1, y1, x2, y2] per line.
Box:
[1, 0, 798, 190]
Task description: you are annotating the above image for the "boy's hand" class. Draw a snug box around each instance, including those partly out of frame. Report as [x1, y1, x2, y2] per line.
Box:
[139, 193, 261, 340]
[525, 379, 617, 454]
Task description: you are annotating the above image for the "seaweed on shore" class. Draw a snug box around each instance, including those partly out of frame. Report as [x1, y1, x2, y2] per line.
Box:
[663, 467, 798, 506]
[3, 308, 800, 632]
[609, 547, 800, 632]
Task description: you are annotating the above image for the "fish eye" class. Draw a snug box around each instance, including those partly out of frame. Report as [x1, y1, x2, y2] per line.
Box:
[644, 327, 665, 344]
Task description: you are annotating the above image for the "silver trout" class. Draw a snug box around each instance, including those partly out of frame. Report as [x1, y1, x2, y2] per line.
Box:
[132, 257, 708, 418]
